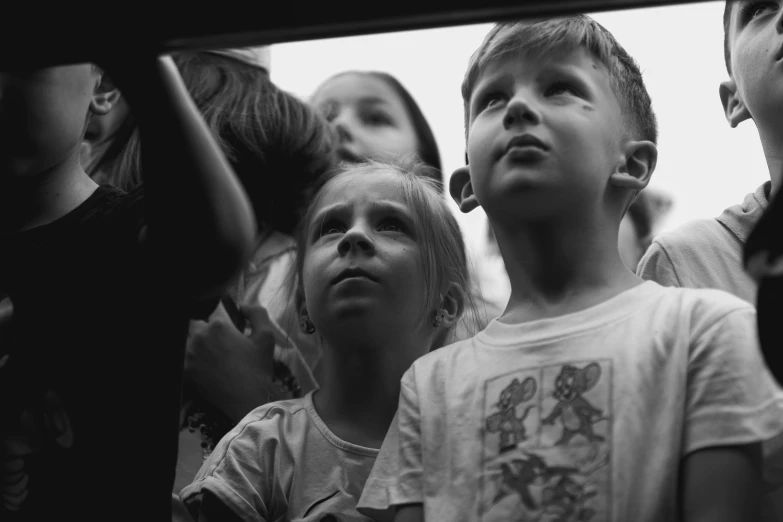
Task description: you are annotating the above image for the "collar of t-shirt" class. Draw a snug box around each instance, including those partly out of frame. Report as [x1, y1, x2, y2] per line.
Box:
[716, 181, 770, 244]
[477, 280, 663, 347]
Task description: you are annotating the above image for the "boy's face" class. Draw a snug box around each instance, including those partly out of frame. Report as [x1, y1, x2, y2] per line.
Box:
[0, 65, 101, 179]
[465, 47, 626, 221]
[725, 1, 783, 126]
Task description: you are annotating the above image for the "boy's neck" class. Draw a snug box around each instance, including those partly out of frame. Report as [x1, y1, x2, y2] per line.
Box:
[313, 332, 424, 449]
[494, 214, 642, 324]
[0, 155, 98, 233]
[760, 132, 783, 198]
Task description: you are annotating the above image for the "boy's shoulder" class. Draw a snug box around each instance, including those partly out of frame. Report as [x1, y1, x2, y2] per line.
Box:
[411, 283, 753, 374]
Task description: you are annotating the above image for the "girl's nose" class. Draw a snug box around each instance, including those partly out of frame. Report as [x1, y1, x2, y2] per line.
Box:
[332, 111, 355, 145]
[503, 95, 541, 130]
[338, 226, 375, 256]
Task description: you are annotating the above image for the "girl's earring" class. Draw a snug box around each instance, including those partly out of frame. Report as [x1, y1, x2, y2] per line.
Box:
[300, 313, 316, 334]
[432, 309, 447, 328]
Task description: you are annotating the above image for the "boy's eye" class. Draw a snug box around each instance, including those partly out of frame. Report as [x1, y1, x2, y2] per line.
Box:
[479, 93, 506, 111]
[545, 82, 579, 97]
[740, 1, 778, 23]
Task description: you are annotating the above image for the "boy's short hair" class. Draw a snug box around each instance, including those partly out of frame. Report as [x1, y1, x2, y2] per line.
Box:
[723, 1, 733, 74]
[461, 15, 658, 145]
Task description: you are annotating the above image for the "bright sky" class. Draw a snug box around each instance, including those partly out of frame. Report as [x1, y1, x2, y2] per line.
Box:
[270, 1, 769, 258]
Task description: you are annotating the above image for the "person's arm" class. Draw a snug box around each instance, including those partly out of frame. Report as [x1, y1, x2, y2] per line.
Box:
[196, 490, 249, 522]
[680, 444, 762, 522]
[394, 504, 424, 522]
[99, 55, 255, 303]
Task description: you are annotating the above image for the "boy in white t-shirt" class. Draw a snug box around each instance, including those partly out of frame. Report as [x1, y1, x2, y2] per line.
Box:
[357, 15, 783, 522]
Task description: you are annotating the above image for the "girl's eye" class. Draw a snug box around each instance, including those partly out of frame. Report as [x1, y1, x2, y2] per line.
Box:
[740, 1, 777, 23]
[378, 219, 406, 233]
[545, 82, 579, 97]
[362, 110, 393, 126]
[319, 220, 345, 236]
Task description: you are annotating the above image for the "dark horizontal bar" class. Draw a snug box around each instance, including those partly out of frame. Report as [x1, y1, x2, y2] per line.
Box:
[1, 0, 712, 69]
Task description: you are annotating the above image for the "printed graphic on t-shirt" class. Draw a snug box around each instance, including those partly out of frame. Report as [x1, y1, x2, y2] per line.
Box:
[481, 360, 612, 521]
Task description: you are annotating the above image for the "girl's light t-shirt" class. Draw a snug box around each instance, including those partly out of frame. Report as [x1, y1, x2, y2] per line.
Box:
[180, 392, 379, 522]
[358, 281, 783, 522]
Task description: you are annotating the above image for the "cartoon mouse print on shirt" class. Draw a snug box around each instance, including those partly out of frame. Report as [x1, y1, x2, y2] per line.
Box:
[486, 377, 537, 452]
[481, 360, 612, 521]
[541, 363, 606, 446]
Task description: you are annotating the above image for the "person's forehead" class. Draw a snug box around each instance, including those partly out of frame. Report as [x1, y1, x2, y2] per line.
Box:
[473, 46, 607, 94]
[318, 170, 405, 208]
[314, 74, 405, 110]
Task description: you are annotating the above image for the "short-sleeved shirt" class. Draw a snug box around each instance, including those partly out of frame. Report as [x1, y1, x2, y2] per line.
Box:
[637, 182, 769, 304]
[357, 281, 783, 522]
[0, 185, 212, 521]
[180, 392, 379, 521]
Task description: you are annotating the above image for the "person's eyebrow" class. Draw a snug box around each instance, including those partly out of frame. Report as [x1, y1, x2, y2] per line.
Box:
[470, 71, 513, 116]
[310, 203, 348, 236]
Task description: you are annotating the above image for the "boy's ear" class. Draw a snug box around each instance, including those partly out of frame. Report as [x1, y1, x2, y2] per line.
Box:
[438, 283, 466, 329]
[449, 166, 480, 214]
[719, 79, 751, 128]
[610, 141, 657, 191]
[90, 73, 122, 117]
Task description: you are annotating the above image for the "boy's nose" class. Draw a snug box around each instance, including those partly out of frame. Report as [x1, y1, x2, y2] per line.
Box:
[338, 227, 375, 255]
[503, 96, 541, 129]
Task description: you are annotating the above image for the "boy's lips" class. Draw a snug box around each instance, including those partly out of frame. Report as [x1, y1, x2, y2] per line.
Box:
[776, 43, 783, 62]
[504, 134, 549, 154]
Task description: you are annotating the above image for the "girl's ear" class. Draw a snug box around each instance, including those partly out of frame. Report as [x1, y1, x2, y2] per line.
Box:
[609, 140, 657, 191]
[91, 73, 122, 117]
[438, 282, 466, 328]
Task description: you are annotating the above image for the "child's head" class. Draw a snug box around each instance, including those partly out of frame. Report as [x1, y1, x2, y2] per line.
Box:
[720, 1, 783, 136]
[452, 16, 658, 228]
[101, 51, 338, 235]
[0, 65, 116, 182]
[291, 158, 476, 350]
[311, 71, 443, 187]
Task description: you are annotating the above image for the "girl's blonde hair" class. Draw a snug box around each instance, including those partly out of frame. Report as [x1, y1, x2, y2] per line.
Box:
[288, 157, 481, 348]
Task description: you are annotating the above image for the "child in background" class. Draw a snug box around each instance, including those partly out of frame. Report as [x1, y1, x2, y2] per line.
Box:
[180, 159, 478, 521]
[311, 71, 493, 337]
[0, 54, 254, 522]
[168, 47, 338, 492]
[637, 1, 782, 304]
[358, 16, 783, 522]
[311, 71, 443, 185]
[637, 1, 783, 518]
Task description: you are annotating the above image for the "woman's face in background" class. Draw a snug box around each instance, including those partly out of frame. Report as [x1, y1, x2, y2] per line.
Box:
[311, 73, 420, 164]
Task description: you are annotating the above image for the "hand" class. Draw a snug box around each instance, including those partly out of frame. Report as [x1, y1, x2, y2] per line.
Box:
[185, 303, 282, 423]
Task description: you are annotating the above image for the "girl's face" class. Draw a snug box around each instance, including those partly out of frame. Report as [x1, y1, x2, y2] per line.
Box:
[301, 171, 428, 335]
[312, 74, 420, 164]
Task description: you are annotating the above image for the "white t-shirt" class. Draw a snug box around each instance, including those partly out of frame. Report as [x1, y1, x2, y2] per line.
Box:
[637, 182, 769, 305]
[358, 281, 783, 522]
[180, 392, 379, 522]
